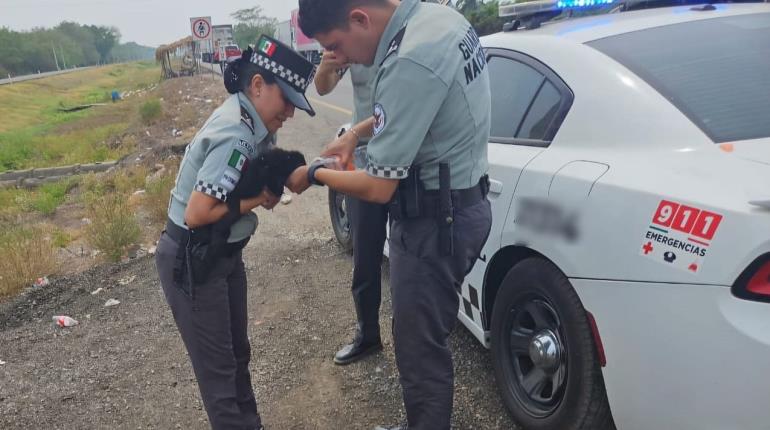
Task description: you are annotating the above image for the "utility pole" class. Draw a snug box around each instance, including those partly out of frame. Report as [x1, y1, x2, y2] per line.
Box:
[51, 43, 60, 71]
[59, 45, 67, 69]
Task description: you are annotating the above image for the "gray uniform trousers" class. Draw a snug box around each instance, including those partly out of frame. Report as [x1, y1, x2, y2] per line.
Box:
[155, 232, 261, 430]
[346, 194, 389, 342]
[389, 199, 492, 430]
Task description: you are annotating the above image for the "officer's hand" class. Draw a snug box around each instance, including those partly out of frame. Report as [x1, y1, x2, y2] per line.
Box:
[320, 50, 349, 71]
[286, 166, 311, 194]
[320, 131, 357, 168]
[259, 189, 280, 210]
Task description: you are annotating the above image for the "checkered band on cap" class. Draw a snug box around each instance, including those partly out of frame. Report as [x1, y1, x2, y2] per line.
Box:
[366, 163, 409, 179]
[251, 52, 309, 91]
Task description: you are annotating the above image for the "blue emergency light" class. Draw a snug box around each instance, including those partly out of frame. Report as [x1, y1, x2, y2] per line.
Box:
[557, 0, 615, 7]
[500, 0, 617, 19]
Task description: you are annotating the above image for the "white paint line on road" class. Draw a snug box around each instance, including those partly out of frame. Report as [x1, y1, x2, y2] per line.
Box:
[308, 97, 352, 116]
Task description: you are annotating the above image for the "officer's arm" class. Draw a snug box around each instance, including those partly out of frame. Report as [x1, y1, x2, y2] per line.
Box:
[321, 117, 375, 166]
[313, 169, 398, 204]
[184, 191, 275, 228]
[314, 52, 347, 95]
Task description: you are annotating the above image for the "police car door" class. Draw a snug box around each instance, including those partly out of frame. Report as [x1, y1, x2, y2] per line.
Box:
[459, 49, 574, 346]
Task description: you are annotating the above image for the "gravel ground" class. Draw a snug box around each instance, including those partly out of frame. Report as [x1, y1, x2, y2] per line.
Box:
[0, 77, 519, 430]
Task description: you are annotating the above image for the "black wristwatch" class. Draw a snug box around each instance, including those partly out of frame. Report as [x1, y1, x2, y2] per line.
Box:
[307, 162, 326, 186]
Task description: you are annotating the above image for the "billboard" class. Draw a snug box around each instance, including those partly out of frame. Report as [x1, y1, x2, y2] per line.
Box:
[291, 9, 321, 52]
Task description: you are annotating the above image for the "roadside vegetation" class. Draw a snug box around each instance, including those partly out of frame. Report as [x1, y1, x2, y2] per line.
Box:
[0, 61, 157, 170]
[0, 61, 184, 299]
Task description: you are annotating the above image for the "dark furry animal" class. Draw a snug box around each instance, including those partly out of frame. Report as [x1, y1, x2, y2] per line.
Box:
[184, 147, 306, 283]
[217, 147, 306, 235]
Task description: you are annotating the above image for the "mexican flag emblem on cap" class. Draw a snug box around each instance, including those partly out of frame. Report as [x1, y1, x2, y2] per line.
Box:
[258, 38, 276, 57]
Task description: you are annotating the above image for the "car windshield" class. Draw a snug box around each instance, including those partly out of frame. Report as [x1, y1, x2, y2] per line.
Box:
[587, 12, 770, 143]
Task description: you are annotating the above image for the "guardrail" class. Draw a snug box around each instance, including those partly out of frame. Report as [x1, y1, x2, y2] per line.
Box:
[0, 161, 117, 189]
[0, 67, 96, 86]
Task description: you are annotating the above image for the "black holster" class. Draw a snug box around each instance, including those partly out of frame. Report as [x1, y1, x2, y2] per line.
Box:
[388, 164, 456, 257]
[391, 165, 424, 220]
[167, 219, 236, 290]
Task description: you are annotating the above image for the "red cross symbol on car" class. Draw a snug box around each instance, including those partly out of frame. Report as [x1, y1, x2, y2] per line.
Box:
[643, 242, 654, 255]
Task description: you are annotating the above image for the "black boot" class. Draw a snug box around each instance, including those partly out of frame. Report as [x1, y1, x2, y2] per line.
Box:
[333, 329, 382, 365]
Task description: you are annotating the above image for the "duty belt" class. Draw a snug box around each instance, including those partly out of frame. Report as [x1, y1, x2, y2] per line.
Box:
[165, 218, 249, 287]
[388, 164, 489, 257]
[165, 219, 249, 257]
[388, 175, 490, 221]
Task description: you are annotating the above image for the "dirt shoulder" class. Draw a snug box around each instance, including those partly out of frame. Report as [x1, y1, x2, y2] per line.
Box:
[0, 78, 517, 430]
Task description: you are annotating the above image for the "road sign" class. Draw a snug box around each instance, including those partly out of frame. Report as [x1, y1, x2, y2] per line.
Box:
[190, 17, 212, 41]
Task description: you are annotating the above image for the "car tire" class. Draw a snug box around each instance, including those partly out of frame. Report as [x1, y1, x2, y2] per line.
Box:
[491, 257, 615, 430]
[328, 188, 353, 254]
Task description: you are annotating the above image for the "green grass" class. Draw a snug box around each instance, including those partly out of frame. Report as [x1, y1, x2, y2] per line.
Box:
[0, 124, 133, 171]
[31, 179, 78, 215]
[86, 195, 141, 262]
[0, 61, 159, 170]
[51, 228, 73, 248]
[144, 164, 178, 222]
[0, 187, 29, 220]
[139, 99, 162, 124]
[0, 178, 77, 218]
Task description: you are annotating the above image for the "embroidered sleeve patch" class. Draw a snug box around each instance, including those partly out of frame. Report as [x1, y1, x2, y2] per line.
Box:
[228, 149, 249, 172]
[218, 168, 241, 193]
[373, 103, 386, 136]
[194, 180, 228, 202]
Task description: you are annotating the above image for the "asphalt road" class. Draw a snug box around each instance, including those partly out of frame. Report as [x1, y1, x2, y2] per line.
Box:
[307, 73, 355, 118]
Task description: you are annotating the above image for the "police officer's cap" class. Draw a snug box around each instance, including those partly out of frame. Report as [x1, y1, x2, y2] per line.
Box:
[250, 35, 316, 117]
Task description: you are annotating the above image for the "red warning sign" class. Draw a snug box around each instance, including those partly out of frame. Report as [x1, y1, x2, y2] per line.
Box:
[190, 17, 212, 41]
[651, 200, 723, 241]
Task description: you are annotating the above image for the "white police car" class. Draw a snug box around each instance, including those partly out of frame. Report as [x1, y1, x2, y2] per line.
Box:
[457, 1, 770, 429]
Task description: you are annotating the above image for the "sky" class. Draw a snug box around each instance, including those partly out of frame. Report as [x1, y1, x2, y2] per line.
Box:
[0, 0, 300, 47]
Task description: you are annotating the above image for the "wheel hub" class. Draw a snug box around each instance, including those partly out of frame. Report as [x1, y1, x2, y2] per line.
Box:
[529, 329, 561, 372]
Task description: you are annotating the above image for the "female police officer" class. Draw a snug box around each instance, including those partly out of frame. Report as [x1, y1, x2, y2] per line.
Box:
[155, 35, 315, 430]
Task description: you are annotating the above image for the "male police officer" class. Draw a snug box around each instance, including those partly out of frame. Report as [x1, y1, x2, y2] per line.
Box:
[314, 0, 451, 367]
[296, 1, 492, 428]
[315, 56, 386, 365]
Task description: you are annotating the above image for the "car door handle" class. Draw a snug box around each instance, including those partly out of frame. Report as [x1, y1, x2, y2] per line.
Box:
[489, 179, 503, 195]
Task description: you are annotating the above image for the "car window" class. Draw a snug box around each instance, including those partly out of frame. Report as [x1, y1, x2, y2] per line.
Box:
[588, 12, 770, 143]
[517, 79, 562, 140]
[488, 56, 544, 140]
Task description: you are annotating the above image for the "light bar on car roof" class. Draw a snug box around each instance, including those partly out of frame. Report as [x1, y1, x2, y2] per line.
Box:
[499, 0, 615, 17]
[557, 0, 615, 7]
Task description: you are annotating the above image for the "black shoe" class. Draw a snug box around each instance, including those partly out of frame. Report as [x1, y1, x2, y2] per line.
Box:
[374, 422, 407, 430]
[333, 338, 382, 365]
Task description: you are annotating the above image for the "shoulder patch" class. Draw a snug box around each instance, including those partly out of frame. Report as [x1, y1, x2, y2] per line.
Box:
[237, 138, 256, 156]
[240, 105, 255, 135]
[373, 103, 386, 136]
[381, 26, 407, 67]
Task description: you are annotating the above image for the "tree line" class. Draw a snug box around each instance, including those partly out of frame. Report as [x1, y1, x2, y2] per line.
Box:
[457, 0, 507, 37]
[0, 22, 155, 77]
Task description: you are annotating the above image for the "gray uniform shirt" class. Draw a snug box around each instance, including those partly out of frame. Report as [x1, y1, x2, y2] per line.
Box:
[365, 0, 491, 190]
[350, 64, 376, 142]
[350, 64, 376, 168]
[168, 92, 275, 242]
